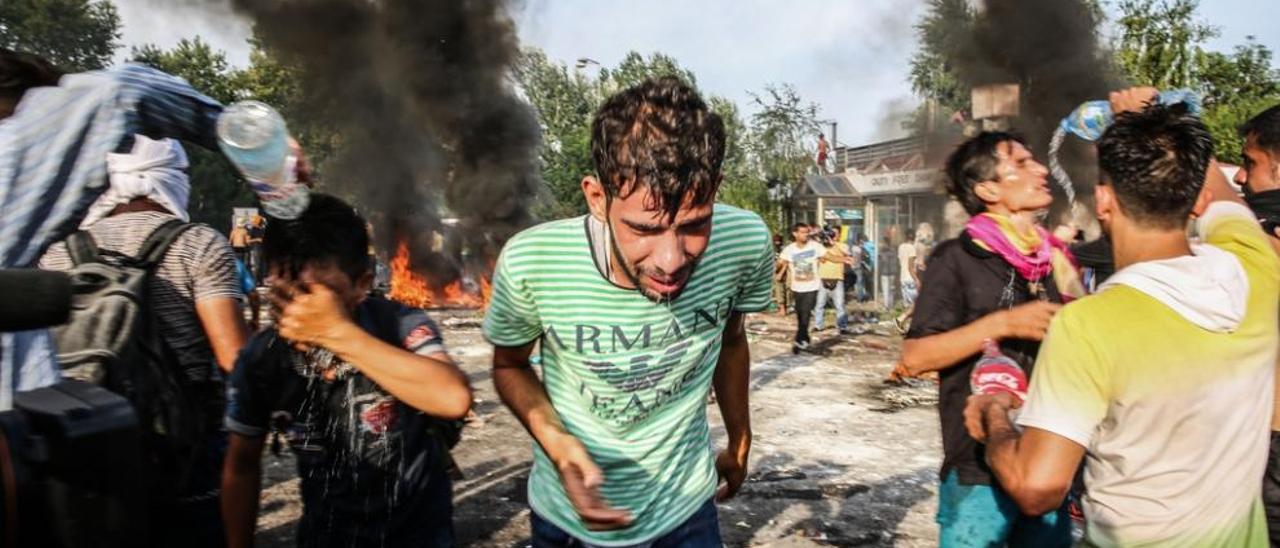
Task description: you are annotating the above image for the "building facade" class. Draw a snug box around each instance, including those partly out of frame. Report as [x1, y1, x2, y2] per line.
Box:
[796, 137, 954, 308]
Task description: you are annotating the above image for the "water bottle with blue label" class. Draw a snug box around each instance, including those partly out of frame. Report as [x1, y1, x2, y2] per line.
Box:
[217, 100, 310, 220]
[1059, 89, 1202, 142]
[1050, 89, 1202, 205]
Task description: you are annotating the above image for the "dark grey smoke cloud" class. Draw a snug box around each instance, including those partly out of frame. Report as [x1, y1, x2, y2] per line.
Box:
[953, 0, 1119, 146]
[225, 0, 542, 282]
[929, 0, 1123, 223]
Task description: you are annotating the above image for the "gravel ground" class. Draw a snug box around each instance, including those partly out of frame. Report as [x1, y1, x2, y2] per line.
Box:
[254, 309, 943, 547]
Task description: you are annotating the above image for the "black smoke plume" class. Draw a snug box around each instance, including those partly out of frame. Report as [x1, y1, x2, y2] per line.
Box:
[927, 0, 1125, 224]
[226, 0, 542, 283]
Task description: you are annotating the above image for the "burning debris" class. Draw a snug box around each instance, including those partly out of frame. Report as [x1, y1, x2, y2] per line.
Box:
[387, 240, 493, 310]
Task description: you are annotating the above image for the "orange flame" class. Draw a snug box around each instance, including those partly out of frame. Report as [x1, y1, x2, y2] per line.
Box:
[387, 240, 491, 309]
[478, 275, 493, 308]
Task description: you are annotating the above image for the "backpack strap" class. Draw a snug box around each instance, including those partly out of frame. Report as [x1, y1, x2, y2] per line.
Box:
[135, 219, 195, 269]
[65, 231, 102, 265]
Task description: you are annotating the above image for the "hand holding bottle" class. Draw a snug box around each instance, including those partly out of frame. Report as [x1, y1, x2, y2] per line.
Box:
[217, 100, 311, 219]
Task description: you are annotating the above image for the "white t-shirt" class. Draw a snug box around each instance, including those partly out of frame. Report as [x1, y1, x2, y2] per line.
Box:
[780, 241, 824, 293]
[898, 242, 918, 282]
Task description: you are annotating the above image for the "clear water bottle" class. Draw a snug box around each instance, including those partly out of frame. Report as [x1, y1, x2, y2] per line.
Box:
[1059, 89, 1203, 142]
[1051, 89, 1203, 204]
[217, 100, 310, 220]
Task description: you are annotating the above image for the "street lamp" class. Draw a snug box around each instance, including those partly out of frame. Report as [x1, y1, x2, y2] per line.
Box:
[575, 57, 600, 70]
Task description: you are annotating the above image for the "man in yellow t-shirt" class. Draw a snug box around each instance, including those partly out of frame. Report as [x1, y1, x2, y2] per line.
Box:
[814, 231, 854, 333]
[966, 90, 1277, 547]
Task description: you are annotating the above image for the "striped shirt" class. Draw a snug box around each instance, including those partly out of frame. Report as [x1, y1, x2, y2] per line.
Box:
[41, 212, 241, 389]
[483, 204, 773, 545]
[0, 64, 223, 409]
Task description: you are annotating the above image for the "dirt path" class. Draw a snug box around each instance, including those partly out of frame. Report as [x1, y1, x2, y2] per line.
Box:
[255, 311, 943, 547]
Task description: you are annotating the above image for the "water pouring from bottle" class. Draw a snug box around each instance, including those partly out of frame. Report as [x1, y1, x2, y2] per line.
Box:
[1048, 90, 1202, 214]
[217, 100, 311, 220]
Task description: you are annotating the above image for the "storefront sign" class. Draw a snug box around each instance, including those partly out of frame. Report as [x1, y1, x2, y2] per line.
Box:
[846, 169, 938, 196]
[824, 208, 863, 221]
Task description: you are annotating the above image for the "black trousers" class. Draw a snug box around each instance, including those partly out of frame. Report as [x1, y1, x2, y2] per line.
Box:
[792, 290, 818, 345]
[1265, 431, 1280, 546]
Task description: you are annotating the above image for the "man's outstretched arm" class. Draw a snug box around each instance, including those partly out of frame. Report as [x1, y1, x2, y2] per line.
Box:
[901, 300, 1060, 376]
[964, 393, 1086, 515]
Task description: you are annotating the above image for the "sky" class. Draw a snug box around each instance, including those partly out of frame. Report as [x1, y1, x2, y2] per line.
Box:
[111, 0, 1278, 148]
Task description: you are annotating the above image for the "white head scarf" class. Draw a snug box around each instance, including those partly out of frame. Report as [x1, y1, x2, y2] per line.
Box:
[80, 135, 190, 228]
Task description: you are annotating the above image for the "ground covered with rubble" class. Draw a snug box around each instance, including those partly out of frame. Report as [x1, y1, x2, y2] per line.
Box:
[254, 308, 943, 547]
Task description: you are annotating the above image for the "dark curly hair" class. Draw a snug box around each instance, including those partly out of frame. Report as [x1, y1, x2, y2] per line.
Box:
[944, 131, 1028, 216]
[1241, 103, 1280, 158]
[590, 76, 725, 221]
[1097, 102, 1213, 230]
[262, 193, 371, 282]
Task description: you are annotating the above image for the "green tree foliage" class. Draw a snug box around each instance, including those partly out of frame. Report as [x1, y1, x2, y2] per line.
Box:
[1112, 0, 1280, 163]
[0, 0, 121, 71]
[515, 49, 801, 233]
[906, 0, 975, 132]
[130, 39, 252, 232]
[131, 39, 239, 103]
[1113, 0, 1217, 90]
[710, 96, 779, 233]
[515, 48, 599, 218]
[746, 84, 820, 219]
[1198, 40, 1280, 164]
[600, 52, 696, 92]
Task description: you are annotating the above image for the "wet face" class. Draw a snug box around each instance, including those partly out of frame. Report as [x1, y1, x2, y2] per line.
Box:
[1237, 134, 1280, 195]
[585, 180, 715, 302]
[979, 141, 1053, 214]
[266, 260, 371, 312]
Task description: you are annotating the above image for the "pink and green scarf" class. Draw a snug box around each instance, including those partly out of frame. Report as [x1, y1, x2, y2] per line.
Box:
[966, 213, 1085, 301]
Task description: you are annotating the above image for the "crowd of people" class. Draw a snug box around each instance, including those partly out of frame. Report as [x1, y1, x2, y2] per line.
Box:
[774, 219, 933, 353]
[8, 42, 1280, 548]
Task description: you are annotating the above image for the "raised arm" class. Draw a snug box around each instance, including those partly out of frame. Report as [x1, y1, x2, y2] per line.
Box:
[271, 283, 473, 419]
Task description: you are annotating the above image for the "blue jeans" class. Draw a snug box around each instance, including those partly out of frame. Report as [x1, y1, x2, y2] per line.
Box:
[853, 268, 869, 302]
[531, 499, 721, 548]
[937, 471, 1071, 548]
[814, 280, 847, 331]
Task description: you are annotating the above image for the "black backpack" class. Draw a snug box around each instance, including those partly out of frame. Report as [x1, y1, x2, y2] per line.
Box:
[51, 219, 210, 496]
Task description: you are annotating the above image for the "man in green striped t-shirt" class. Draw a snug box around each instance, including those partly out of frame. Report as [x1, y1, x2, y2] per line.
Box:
[484, 77, 774, 546]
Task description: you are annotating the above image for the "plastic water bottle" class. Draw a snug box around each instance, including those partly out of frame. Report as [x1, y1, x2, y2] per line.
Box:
[217, 100, 310, 220]
[1059, 89, 1203, 142]
[1050, 89, 1202, 205]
